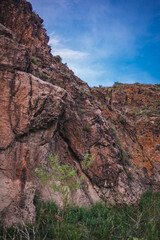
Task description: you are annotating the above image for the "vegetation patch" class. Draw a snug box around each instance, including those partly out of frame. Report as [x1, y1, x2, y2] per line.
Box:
[83, 124, 92, 132]
[31, 56, 39, 66]
[77, 109, 85, 115]
[34, 73, 40, 78]
[131, 108, 160, 116]
[55, 55, 62, 63]
[1, 190, 160, 239]
[42, 73, 50, 80]
[81, 152, 94, 170]
[80, 88, 90, 96]
[113, 81, 123, 87]
[66, 73, 71, 78]
[109, 124, 130, 166]
[35, 154, 84, 214]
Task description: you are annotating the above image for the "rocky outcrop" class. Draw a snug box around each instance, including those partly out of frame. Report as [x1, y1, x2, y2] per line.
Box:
[91, 84, 160, 190]
[0, 0, 160, 226]
[0, 0, 51, 68]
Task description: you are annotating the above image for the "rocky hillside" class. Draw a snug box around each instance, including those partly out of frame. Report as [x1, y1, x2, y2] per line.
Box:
[0, 0, 160, 226]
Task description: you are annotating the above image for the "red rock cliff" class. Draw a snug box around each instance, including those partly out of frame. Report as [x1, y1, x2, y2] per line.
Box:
[0, 0, 160, 226]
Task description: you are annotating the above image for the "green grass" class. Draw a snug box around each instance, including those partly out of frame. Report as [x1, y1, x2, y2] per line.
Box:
[0, 190, 160, 239]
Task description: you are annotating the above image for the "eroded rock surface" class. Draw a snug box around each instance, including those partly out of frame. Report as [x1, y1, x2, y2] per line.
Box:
[0, 0, 160, 226]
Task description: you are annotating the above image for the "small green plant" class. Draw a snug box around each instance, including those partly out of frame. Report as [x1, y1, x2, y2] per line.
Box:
[154, 99, 160, 103]
[56, 80, 60, 85]
[82, 152, 94, 170]
[130, 108, 159, 116]
[121, 149, 130, 165]
[112, 81, 123, 90]
[61, 70, 65, 75]
[31, 56, 39, 66]
[131, 109, 141, 115]
[135, 82, 140, 85]
[113, 81, 122, 86]
[55, 55, 62, 62]
[66, 73, 70, 78]
[34, 73, 40, 78]
[35, 154, 84, 213]
[83, 124, 92, 132]
[42, 73, 49, 80]
[80, 88, 90, 96]
[59, 84, 66, 89]
[124, 99, 128, 105]
[77, 109, 85, 115]
[107, 91, 112, 98]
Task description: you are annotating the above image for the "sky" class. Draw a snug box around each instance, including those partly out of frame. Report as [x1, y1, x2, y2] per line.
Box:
[29, 0, 160, 87]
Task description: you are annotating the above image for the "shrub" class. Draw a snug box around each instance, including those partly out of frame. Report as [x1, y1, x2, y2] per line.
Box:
[31, 57, 39, 66]
[81, 152, 94, 170]
[55, 55, 62, 62]
[66, 73, 70, 78]
[83, 124, 92, 132]
[1, 191, 160, 239]
[113, 81, 122, 86]
[42, 73, 49, 80]
[77, 110, 85, 115]
[35, 154, 84, 213]
[79, 88, 90, 96]
[34, 73, 40, 78]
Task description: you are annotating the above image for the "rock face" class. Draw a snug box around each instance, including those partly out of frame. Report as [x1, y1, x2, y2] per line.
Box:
[0, 0, 160, 226]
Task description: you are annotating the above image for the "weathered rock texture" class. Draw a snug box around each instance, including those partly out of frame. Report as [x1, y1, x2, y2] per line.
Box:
[0, 0, 160, 226]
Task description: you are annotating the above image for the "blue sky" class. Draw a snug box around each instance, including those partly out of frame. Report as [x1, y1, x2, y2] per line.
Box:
[29, 0, 160, 87]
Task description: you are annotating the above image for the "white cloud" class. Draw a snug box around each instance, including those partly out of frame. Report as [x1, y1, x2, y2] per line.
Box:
[53, 48, 89, 61]
[49, 37, 60, 47]
[48, 32, 89, 61]
[48, 32, 62, 47]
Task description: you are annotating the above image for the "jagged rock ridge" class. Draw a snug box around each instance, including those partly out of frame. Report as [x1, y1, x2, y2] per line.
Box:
[0, 0, 160, 226]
